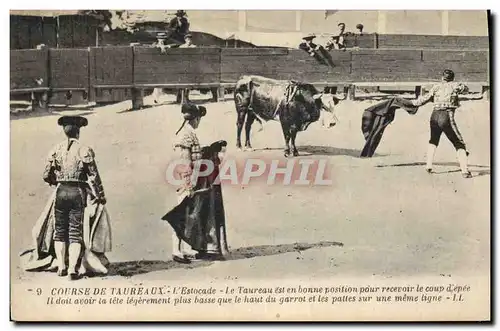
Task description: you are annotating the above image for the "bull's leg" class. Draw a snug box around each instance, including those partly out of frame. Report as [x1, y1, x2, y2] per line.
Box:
[244, 112, 256, 150]
[236, 111, 246, 150]
[280, 121, 291, 157]
[290, 125, 299, 156]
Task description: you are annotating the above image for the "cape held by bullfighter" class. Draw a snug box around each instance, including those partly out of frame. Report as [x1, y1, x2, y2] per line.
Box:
[360, 97, 419, 158]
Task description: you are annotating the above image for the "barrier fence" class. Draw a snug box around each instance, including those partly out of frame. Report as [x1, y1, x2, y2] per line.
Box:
[10, 46, 490, 108]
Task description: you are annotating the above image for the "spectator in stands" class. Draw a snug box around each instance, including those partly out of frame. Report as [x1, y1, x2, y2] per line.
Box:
[325, 23, 347, 51]
[179, 34, 196, 48]
[356, 23, 364, 35]
[168, 10, 190, 43]
[152, 32, 168, 53]
[299, 34, 321, 57]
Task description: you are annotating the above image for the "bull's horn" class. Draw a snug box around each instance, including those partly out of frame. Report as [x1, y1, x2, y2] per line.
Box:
[313, 93, 323, 100]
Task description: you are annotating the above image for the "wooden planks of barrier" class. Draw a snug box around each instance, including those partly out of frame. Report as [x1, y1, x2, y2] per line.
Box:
[48, 48, 90, 105]
[420, 50, 489, 82]
[351, 49, 426, 82]
[133, 47, 221, 85]
[221, 48, 352, 84]
[131, 46, 221, 108]
[49, 48, 90, 90]
[89, 46, 134, 103]
[9, 46, 491, 108]
[377, 34, 490, 50]
[10, 49, 49, 92]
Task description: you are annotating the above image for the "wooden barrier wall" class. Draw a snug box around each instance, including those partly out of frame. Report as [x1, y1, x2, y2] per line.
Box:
[10, 49, 49, 91]
[220, 48, 352, 83]
[10, 47, 490, 103]
[89, 46, 134, 103]
[342, 34, 490, 50]
[49, 49, 90, 90]
[133, 47, 221, 85]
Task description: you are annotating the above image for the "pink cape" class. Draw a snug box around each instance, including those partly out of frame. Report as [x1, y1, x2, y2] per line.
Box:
[20, 189, 113, 275]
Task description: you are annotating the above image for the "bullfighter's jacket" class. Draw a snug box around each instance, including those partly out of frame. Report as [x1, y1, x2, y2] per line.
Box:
[43, 138, 106, 201]
[173, 123, 202, 195]
[412, 81, 469, 110]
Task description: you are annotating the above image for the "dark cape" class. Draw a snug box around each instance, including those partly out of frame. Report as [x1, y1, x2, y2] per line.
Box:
[361, 97, 419, 158]
[162, 141, 229, 256]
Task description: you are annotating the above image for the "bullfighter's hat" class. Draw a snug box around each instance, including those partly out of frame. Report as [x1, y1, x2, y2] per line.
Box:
[176, 10, 187, 17]
[442, 69, 455, 82]
[302, 33, 316, 41]
[57, 115, 88, 128]
[181, 103, 206, 120]
[176, 103, 207, 135]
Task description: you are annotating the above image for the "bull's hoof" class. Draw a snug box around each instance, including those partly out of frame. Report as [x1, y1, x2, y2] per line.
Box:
[293, 150, 299, 157]
[284, 150, 291, 157]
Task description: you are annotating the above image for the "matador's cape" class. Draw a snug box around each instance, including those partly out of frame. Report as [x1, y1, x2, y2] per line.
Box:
[361, 97, 419, 158]
[19, 187, 113, 275]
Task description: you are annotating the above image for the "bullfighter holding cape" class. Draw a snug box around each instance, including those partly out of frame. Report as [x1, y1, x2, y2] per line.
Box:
[20, 115, 112, 279]
[162, 103, 229, 264]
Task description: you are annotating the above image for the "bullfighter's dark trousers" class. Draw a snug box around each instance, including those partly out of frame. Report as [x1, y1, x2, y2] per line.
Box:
[54, 183, 86, 244]
[429, 109, 466, 150]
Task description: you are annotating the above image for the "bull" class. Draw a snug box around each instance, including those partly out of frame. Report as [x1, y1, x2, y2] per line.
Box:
[234, 75, 342, 157]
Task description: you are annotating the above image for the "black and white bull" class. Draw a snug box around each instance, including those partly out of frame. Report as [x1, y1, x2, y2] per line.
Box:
[234, 75, 342, 157]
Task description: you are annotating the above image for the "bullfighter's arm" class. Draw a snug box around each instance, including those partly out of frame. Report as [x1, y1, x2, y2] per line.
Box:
[455, 83, 469, 94]
[176, 147, 196, 196]
[174, 133, 200, 195]
[81, 146, 106, 204]
[412, 85, 437, 107]
[42, 146, 58, 186]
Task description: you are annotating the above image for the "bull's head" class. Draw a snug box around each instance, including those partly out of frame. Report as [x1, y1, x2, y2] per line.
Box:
[313, 92, 344, 128]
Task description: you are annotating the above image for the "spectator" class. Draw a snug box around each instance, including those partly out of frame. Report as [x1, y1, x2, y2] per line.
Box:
[299, 34, 321, 57]
[356, 23, 364, 35]
[152, 32, 168, 53]
[325, 23, 347, 51]
[168, 10, 190, 43]
[179, 34, 196, 48]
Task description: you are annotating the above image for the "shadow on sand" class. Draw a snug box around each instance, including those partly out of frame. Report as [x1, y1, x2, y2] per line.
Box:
[10, 109, 96, 121]
[253, 145, 385, 158]
[376, 162, 490, 178]
[105, 241, 343, 277]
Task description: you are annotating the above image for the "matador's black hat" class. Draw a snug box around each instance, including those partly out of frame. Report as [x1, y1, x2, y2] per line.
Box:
[181, 103, 206, 120]
[57, 116, 88, 128]
[176, 103, 207, 135]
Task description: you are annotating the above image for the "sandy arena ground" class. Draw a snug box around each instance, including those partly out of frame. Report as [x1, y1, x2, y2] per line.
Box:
[10, 92, 490, 286]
